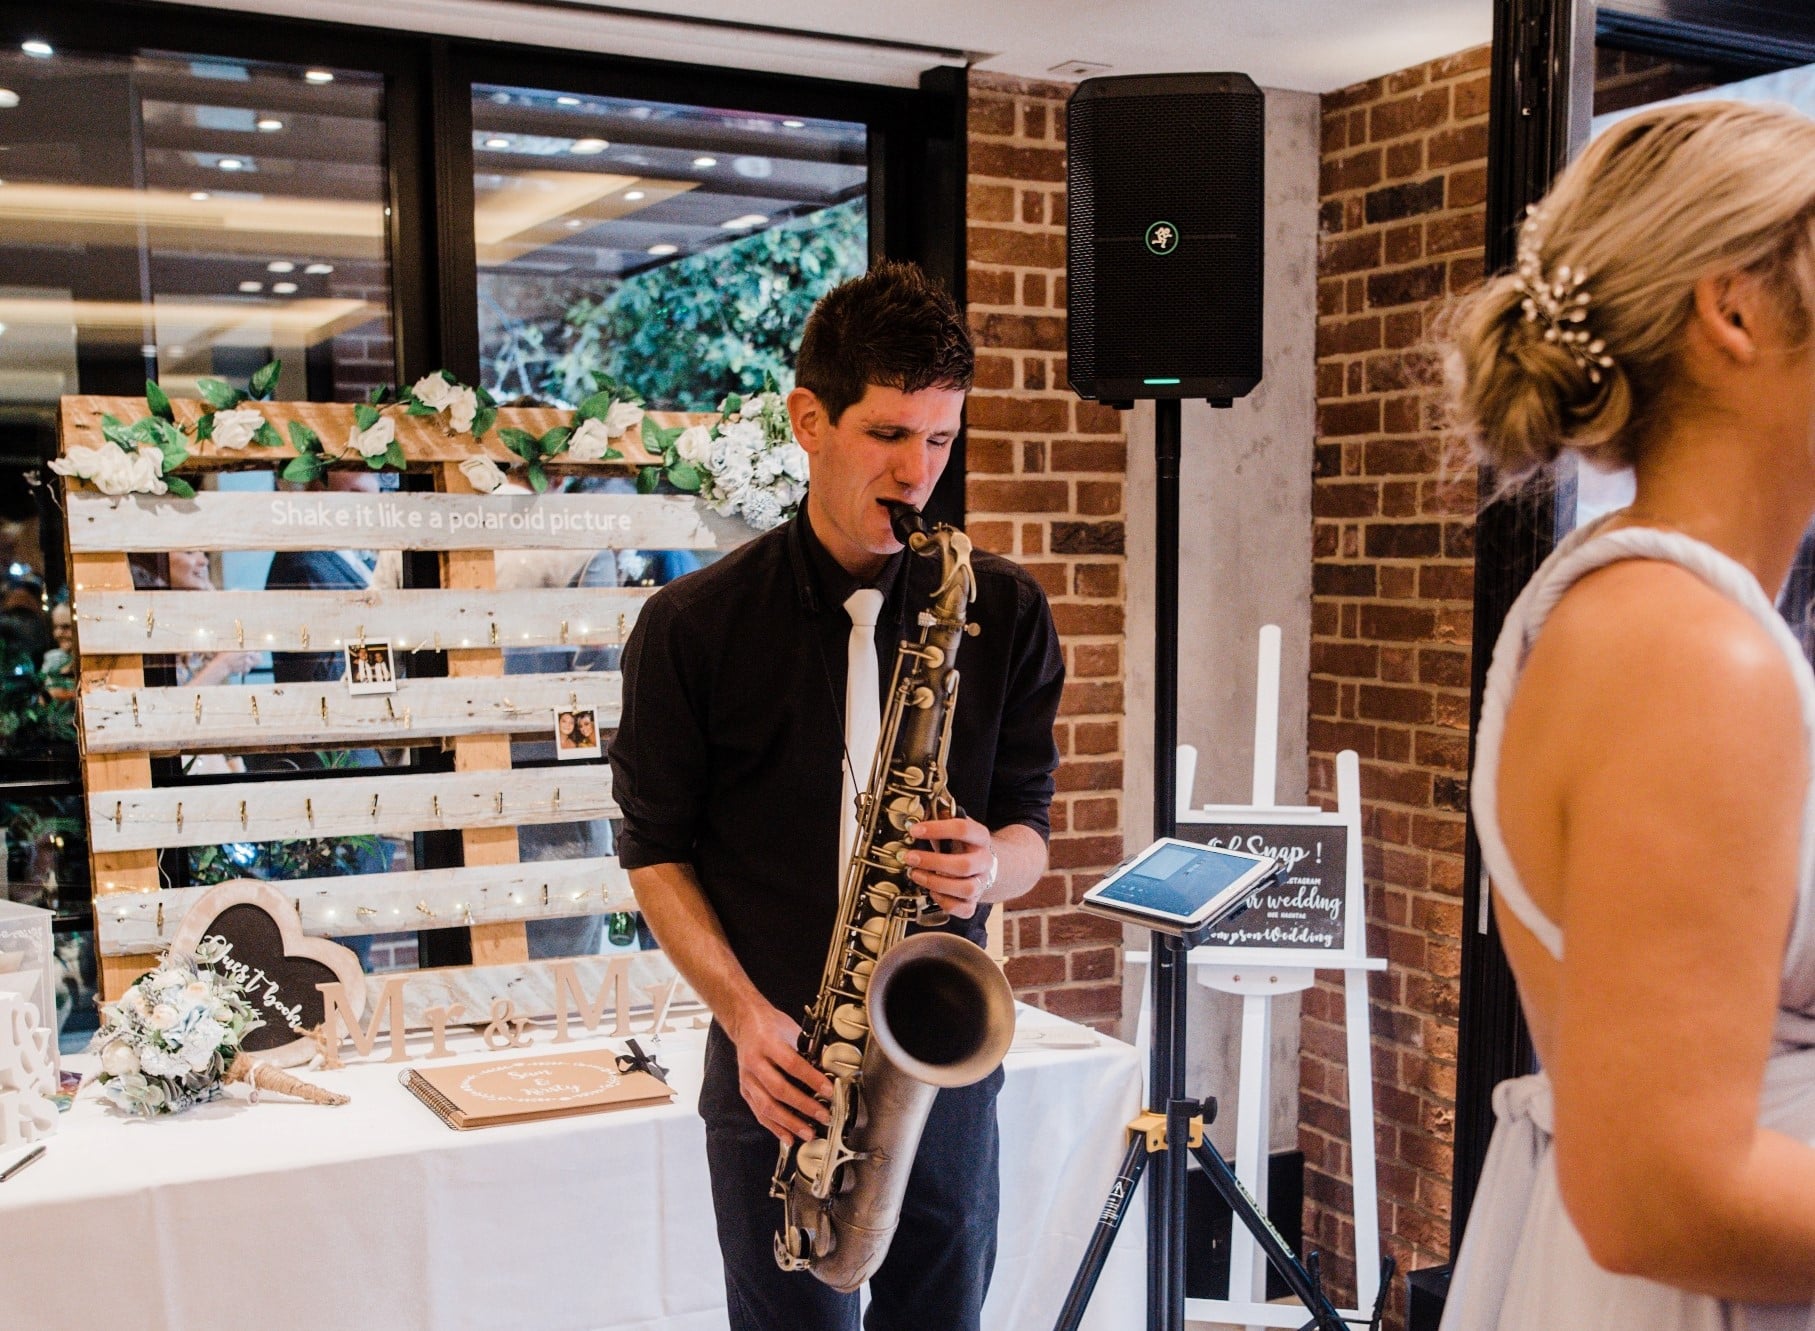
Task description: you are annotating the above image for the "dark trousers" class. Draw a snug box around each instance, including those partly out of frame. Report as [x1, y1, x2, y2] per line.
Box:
[700, 1022, 1003, 1331]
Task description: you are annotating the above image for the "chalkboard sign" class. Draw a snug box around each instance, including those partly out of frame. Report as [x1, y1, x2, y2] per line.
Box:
[1175, 820, 1348, 952]
[169, 880, 366, 1066]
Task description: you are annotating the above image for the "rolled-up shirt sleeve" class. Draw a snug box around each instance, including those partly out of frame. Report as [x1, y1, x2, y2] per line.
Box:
[986, 575, 1065, 840]
[609, 591, 708, 869]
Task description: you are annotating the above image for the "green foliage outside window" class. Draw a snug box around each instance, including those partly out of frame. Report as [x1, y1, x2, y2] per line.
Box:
[485, 198, 867, 411]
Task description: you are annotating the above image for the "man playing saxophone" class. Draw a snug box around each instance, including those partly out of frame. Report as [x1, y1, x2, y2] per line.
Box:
[609, 260, 1065, 1331]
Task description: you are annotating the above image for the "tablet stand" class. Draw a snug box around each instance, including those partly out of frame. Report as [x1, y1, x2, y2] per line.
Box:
[1051, 401, 1391, 1331]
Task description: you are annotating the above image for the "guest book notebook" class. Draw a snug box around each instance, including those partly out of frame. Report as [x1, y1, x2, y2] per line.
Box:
[400, 1048, 674, 1130]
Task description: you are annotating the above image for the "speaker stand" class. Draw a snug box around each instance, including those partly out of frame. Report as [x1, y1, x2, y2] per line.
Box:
[1050, 399, 1391, 1331]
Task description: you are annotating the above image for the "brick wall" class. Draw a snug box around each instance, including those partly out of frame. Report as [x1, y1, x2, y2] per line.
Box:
[966, 71, 1128, 1032]
[1305, 46, 1489, 1315]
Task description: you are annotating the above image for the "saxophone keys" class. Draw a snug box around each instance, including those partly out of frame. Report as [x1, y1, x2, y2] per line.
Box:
[821, 1041, 863, 1079]
[829, 1003, 869, 1041]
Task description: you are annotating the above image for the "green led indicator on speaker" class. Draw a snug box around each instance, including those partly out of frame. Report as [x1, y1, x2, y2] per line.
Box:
[1143, 377, 1182, 385]
[1145, 220, 1179, 255]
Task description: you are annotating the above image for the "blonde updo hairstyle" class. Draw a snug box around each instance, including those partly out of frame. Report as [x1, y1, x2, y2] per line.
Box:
[1449, 100, 1815, 479]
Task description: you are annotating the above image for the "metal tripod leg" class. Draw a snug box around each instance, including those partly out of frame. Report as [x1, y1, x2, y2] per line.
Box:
[1052, 1129, 1151, 1331]
[1181, 1098, 1347, 1331]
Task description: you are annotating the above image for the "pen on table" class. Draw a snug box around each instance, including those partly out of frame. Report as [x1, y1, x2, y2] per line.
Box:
[0, 1145, 46, 1183]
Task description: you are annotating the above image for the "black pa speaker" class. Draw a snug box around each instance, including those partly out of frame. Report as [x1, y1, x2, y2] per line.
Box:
[1066, 73, 1265, 404]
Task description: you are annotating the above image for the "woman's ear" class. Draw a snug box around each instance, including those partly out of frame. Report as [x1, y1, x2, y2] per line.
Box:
[1690, 271, 1765, 366]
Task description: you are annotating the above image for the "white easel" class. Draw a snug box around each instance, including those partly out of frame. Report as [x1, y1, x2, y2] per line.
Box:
[1137, 626, 1385, 1329]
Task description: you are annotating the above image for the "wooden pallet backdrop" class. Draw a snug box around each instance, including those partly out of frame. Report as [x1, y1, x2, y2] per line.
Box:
[61, 395, 740, 1012]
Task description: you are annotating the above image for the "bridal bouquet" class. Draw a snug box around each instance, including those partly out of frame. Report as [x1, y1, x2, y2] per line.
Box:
[664, 390, 809, 532]
[89, 937, 345, 1117]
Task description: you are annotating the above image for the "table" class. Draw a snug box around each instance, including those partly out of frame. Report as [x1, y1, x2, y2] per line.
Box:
[0, 1005, 1144, 1330]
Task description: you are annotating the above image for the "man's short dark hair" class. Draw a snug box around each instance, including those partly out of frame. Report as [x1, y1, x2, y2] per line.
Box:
[796, 259, 974, 422]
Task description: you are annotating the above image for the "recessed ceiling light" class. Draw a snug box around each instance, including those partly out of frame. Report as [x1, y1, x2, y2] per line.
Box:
[21, 41, 52, 59]
[140, 343, 157, 358]
[267, 260, 295, 273]
[304, 262, 334, 275]
[484, 137, 509, 149]
[272, 281, 298, 294]
[623, 190, 645, 201]
[256, 117, 283, 132]
[556, 95, 580, 106]
[0, 90, 19, 110]
[782, 119, 805, 129]
[238, 280, 262, 293]
[189, 191, 211, 201]
[647, 243, 678, 256]
[720, 213, 770, 230]
[692, 155, 718, 168]
[218, 157, 245, 171]
[570, 137, 608, 154]
[304, 69, 334, 85]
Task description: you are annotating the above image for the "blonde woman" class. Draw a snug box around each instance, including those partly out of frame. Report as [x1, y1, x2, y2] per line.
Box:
[1444, 100, 1815, 1329]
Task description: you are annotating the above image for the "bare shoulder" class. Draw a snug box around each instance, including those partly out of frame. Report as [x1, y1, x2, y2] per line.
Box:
[1529, 558, 1802, 731]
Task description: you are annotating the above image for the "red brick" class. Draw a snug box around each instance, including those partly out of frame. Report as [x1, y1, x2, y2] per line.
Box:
[972, 313, 1066, 351]
[1072, 721, 1118, 755]
[1041, 984, 1122, 1023]
[1434, 45, 1491, 79]
[1454, 73, 1492, 121]
[1429, 122, 1489, 170]
[970, 269, 1016, 306]
[1073, 402, 1124, 434]
[1022, 439, 1045, 470]
[1071, 797, 1118, 831]
[1319, 399, 1381, 438]
[1385, 138, 1424, 179]
[966, 438, 1014, 474]
[968, 226, 1064, 268]
[1047, 909, 1124, 944]
[1321, 148, 1383, 194]
[1074, 563, 1120, 598]
[1072, 642, 1120, 676]
[1054, 757, 1123, 791]
[1022, 189, 1045, 224]
[1317, 315, 1382, 357]
[970, 140, 1066, 182]
[1448, 165, 1488, 210]
[968, 97, 1016, 137]
[968, 394, 1070, 432]
[974, 354, 1015, 389]
[1004, 953, 1065, 988]
[969, 479, 1069, 512]
[1021, 272, 1048, 307]
[969, 183, 1016, 222]
[1021, 101, 1048, 140]
[1070, 947, 1117, 981]
[1075, 481, 1122, 516]
[1321, 231, 1382, 276]
[1050, 439, 1125, 471]
[1058, 681, 1122, 717]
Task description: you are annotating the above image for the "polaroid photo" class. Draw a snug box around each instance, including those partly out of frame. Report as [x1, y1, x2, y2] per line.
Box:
[555, 707, 602, 761]
[344, 640, 397, 696]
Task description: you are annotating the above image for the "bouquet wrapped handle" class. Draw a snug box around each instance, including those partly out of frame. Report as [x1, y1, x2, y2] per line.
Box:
[226, 1052, 348, 1106]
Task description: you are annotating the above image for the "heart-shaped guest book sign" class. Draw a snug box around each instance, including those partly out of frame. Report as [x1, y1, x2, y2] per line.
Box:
[169, 881, 367, 1068]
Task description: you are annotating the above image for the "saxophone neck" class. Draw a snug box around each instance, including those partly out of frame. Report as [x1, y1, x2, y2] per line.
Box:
[883, 501, 974, 623]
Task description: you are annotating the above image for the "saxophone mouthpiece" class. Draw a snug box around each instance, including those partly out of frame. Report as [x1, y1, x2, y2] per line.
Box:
[882, 499, 932, 550]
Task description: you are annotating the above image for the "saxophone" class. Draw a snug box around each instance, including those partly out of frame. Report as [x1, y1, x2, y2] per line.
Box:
[771, 500, 1017, 1292]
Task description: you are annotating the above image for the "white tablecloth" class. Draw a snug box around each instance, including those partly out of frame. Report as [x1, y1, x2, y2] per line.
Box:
[0, 1005, 1143, 1331]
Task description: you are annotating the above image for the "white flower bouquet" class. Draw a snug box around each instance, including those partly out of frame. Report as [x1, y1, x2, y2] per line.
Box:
[89, 937, 346, 1117]
[643, 388, 808, 532]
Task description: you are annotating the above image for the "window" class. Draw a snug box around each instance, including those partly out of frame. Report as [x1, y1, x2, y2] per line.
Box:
[470, 84, 867, 410]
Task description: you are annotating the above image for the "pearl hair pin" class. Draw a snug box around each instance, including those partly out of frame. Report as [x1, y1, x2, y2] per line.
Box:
[1515, 210, 1616, 385]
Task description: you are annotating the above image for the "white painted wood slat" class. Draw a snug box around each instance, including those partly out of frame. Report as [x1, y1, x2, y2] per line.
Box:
[93, 856, 633, 955]
[87, 766, 615, 853]
[80, 671, 621, 753]
[72, 587, 652, 654]
[66, 490, 733, 553]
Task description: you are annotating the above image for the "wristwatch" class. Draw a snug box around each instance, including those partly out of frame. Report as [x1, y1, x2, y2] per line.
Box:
[979, 851, 1000, 896]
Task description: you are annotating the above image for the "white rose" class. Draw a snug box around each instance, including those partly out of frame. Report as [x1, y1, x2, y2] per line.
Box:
[146, 1003, 180, 1031]
[565, 417, 615, 463]
[150, 970, 186, 993]
[674, 425, 714, 465]
[346, 414, 396, 459]
[122, 988, 148, 1017]
[412, 374, 457, 412]
[101, 1041, 140, 1077]
[458, 455, 508, 494]
[603, 400, 645, 438]
[210, 407, 265, 450]
[183, 981, 210, 1003]
[445, 386, 478, 435]
[50, 444, 167, 497]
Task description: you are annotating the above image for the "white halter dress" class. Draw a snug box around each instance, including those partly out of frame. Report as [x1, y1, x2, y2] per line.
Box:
[1442, 517, 1815, 1331]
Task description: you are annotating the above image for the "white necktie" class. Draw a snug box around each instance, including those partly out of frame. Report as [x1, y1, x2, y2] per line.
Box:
[839, 588, 885, 879]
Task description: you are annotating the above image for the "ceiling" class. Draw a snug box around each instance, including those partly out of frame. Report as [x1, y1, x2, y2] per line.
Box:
[160, 0, 1495, 95]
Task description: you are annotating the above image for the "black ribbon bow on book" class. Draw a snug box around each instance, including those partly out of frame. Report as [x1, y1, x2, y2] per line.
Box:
[616, 1038, 669, 1085]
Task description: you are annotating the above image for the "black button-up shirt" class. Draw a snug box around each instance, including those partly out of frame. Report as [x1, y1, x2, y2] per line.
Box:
[609, 507, 1065, 1020]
